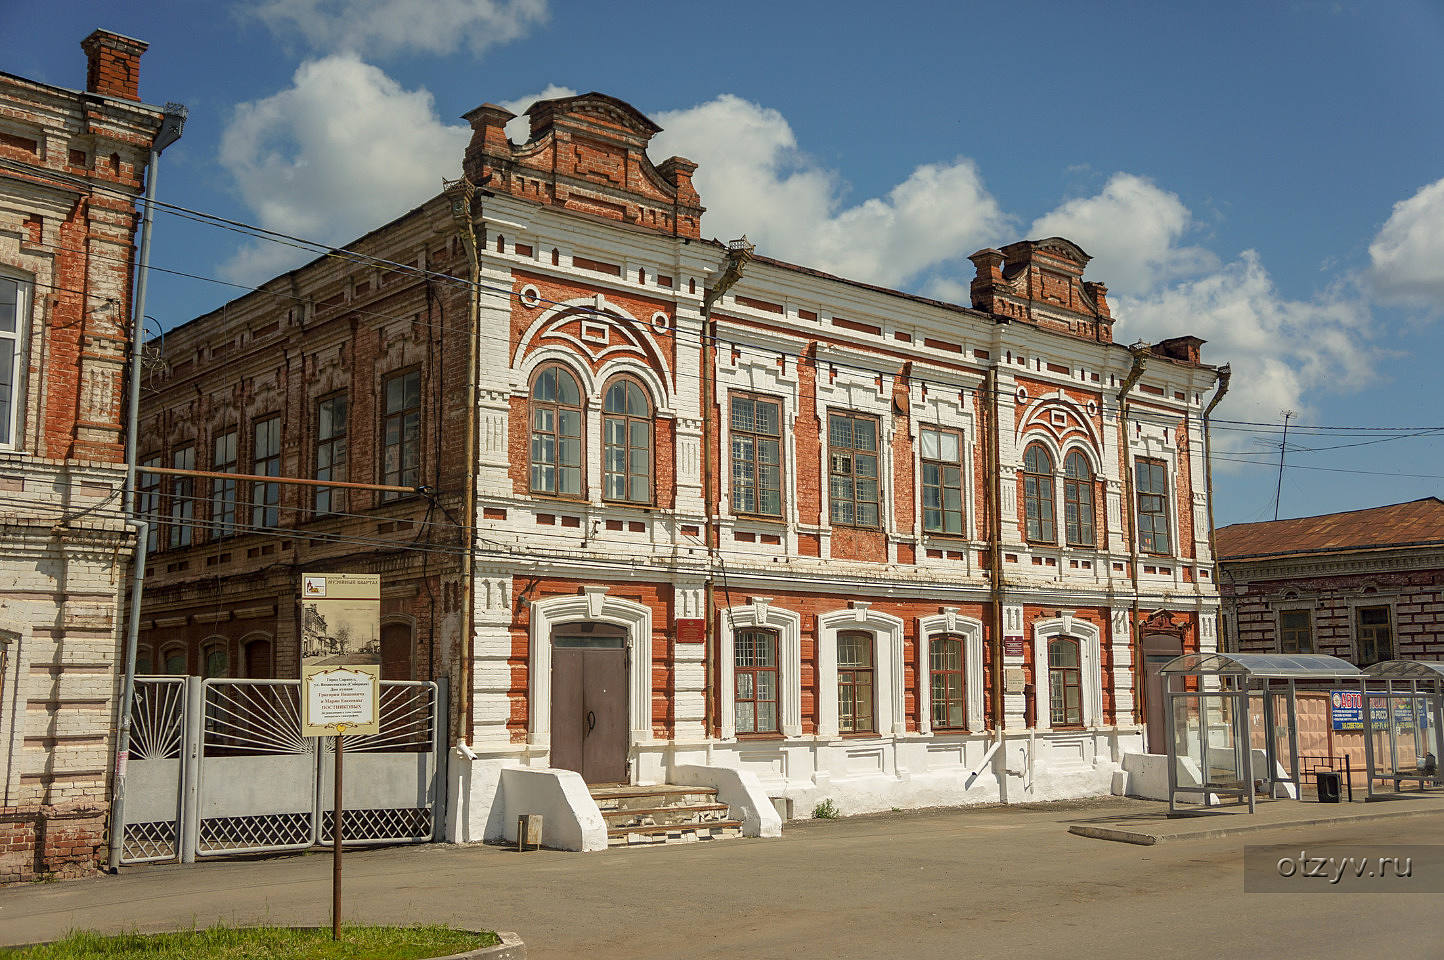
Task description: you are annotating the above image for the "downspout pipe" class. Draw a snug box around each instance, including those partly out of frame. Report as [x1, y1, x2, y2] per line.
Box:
[445, 178, 481, 747]
[109, 102, 186, 872]
[985, 365, 1005, 740]
[1115, 342, 1149, 728]
[1202, 364, 1231, 650]
[701, 238, 753, 737]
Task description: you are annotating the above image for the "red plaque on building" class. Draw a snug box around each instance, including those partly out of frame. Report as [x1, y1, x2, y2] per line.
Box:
[1003, 638, 1025, 657]
[676, 618, 706, 643]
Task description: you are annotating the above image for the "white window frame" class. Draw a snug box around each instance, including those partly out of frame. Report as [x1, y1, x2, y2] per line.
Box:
[1032, 614, 1103, 730]
[817, 604, 905, 738]
[916, 611, 985, 735]
[719, 599, 802, 739]
[0, 273, 32, 451]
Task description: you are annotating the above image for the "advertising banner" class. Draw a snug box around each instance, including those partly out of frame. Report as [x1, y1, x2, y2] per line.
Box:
[1330, 689, 1430, 731]
[300, 572, 381, 736]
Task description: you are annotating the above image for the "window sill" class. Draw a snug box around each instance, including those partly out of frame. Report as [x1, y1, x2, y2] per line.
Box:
[829, 522, 883, 532]
[735, 731, 785, 741]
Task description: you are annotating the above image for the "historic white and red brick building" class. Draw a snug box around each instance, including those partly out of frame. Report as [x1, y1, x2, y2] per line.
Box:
[137, 93, 1224, 831]
[0, 31, 172, 879]
[1218, 498, 1444, 664]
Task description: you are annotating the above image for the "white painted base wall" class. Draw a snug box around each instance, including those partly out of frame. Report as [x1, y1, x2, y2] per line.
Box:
[446, 747, 606, 851]
[455, 726, 1143, 830]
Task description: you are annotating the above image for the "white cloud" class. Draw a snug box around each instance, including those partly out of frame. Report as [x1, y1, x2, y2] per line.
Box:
[246, 0, 548, 58]
[1368, 176, 1444, 310]
[650, 95, 1009, 289]
[1028, 173, 1217, 295]
[1114, 252, 1373, 419]
[496, 85, 578, 144]
[218, 55, 469, 283]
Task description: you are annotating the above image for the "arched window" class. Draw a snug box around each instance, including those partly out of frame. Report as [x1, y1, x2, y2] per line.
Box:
[602, 376, 651, 504]
[203, 642, 229, 679]
[734, 628, 779, 734]
[243, 637, 273, 679]
[135, 647, 154, 676]
[837, 630, 875, 734]
[1023, 443, 1056, 544]
[162, 646, 187, 675]
[929, 635, 965, 730]
[530, 365, 583, 497]
[1063, 450, 1096, 547]
[1048, 636, 1082, 728]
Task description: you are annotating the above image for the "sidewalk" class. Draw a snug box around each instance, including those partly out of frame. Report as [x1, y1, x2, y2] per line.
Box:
[4, 796, 1442, 960]
[1065, 792, 1444, 844]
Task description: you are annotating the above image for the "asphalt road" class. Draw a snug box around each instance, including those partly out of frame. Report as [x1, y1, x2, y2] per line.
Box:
[4, 798, 1442, 959]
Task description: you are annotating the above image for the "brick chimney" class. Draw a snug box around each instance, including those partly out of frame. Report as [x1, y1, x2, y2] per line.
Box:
[81, 29, 148, 101]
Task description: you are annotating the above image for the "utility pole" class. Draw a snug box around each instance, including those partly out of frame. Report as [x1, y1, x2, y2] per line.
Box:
[1273, 410, 1293, 521]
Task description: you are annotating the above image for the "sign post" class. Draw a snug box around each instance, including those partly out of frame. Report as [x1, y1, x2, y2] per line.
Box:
[299, 572, 381, 942]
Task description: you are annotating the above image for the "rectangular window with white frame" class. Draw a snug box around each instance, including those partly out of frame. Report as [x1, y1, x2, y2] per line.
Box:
[1135, 457, 1172, 555]
[730, 392, 783, 518]
[0, 275, 30, 449]
[920, 425, 964, 536]
[828, 411, 880, 528]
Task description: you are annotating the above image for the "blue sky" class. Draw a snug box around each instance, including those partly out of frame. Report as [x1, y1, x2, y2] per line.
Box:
[8, 0, 1444, 526]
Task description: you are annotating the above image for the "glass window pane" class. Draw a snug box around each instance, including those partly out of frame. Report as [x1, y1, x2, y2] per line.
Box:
[920, 428, 939, 459]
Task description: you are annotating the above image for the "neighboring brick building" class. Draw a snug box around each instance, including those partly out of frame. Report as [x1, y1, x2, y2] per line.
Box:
[1218, 498, 1444, 664]
[138, 92, 1224, 827]
[0, 31, 171, 880]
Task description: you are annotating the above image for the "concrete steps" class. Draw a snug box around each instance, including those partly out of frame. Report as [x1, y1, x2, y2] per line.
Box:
[590, 784, 744, 847]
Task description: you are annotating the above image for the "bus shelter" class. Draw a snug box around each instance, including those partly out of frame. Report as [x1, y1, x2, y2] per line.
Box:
[1359, 660, 1444, 800]
[1159, 653, 1363, 815]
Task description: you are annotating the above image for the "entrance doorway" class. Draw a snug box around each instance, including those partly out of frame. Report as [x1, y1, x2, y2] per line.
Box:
[1143, 633, 1184, 753]
[550, 623, 628, 784]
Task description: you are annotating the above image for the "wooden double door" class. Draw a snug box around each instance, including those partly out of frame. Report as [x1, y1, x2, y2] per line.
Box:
[550, 624, 628, 784]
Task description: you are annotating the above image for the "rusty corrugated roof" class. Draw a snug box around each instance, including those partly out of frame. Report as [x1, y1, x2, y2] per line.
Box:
[1215, 498, 1444, 560]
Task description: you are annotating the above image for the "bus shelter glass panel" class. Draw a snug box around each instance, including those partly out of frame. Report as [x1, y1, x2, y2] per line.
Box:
[1171, 692, 1249, 793]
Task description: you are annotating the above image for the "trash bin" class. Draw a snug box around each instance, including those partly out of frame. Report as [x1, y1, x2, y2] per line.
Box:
[1316, 770, 1342, 803]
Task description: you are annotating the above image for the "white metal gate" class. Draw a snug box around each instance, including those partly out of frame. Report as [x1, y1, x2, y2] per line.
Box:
[118, 676, 446, 865]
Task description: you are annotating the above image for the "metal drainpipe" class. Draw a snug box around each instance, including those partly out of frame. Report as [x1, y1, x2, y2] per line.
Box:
[446, 179, 481, 747]
[1115, 343, 1149, 728]
[1202, 364, 1232, 650]
[108, 102, 186, 873]
[701, 239, 753, 738]
[985, 365, 1006, 739]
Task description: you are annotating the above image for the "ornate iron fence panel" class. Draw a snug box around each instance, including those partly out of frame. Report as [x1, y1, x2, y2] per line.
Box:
[318, 680, 443, 846]
[116, 677, 445, 864]
[196, 679, 318, 857]
[117, 676, 190, 863]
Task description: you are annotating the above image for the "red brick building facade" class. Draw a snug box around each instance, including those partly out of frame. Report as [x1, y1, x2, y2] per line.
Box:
[138, 93, 1224, 827]
[1218, 498, 1444, 664]
[0, 31, 169, 880]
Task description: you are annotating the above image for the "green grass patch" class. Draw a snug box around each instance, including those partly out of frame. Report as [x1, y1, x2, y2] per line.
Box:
[0, 925, 499, 960]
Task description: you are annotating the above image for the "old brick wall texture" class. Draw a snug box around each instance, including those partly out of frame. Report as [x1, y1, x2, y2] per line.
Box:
[1, 31, 160, 880]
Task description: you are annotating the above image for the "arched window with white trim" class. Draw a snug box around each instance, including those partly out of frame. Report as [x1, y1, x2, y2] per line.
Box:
[929, 635, 966, 730]
[1023, 443, 1056, 544]
[1048, 635, 1083, 728]
[734, 627, 779, 735]
[530, 365, 584, 497]
[1063, 449, 1096, 547]
[602, 375, 651, 504]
